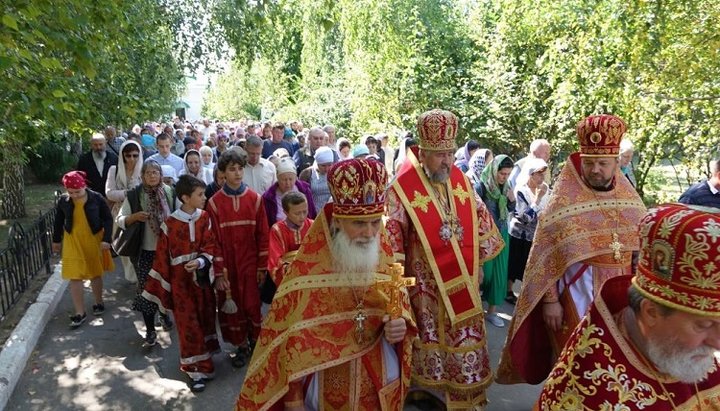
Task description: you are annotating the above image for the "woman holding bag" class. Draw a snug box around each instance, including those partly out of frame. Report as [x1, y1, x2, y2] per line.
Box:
[116, 160, 176, 347]
[106, 140, 143, 283]
[52, 171, 115, 328]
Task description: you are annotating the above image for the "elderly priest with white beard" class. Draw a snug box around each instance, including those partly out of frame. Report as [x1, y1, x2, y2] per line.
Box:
[537, 203, 720, 410]
[237, 158, 417, 411]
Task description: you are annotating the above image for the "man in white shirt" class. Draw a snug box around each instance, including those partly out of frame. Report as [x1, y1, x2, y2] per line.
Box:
[244, 136, 277, 194]
[148, 133, 185, 175]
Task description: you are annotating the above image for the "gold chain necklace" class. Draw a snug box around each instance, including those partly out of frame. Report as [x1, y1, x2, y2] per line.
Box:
[345, 273, 369, 345]
[431, 182, 464, 244]
[589, 185, 624, 262]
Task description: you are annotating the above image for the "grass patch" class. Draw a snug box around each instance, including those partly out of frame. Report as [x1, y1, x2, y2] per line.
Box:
[0, 183, 63, 248]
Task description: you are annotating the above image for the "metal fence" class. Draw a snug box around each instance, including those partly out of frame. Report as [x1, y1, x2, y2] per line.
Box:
[0, 192, 60, 319]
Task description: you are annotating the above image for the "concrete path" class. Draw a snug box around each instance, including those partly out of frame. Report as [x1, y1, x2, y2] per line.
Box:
[5, 259, 541, 410]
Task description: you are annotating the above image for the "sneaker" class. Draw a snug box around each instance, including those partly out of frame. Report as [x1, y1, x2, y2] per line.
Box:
[159, 314, 174, 331]
[505, 294, 518, 305]
[231, 346, 249, 368]
[189, 378, 206, 393]
[69, 313, 87, 329]
[92, 303, 105, 316]
[144, 330, 157, 347]
[487, 313, 505, 328]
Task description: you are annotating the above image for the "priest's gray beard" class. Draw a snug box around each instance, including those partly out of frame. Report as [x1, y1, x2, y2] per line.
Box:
[330, 229, 380, 282]
[646, 333, 716, 383]
[424, 165, 449, 184]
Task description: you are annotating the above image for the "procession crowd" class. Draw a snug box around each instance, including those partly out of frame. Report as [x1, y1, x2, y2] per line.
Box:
[50, 110, 720, 410]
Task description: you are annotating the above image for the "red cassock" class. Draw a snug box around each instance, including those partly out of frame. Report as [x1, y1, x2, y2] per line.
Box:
[207, 188, 269, 346]
[142, 209, 219, 379]
[267, 218, 313, 287]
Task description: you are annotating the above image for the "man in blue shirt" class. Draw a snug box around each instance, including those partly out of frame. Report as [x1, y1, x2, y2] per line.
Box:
[678, 158, 720, 208]
[148, 133, 185, 175]
[262, 122, 293, 159]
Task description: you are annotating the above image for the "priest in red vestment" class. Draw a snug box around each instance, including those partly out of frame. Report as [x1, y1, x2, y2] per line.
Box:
[237, 158, 417, 411]
[207, 149, 270, 368]
[385, 109, 504, 410]
[142, 175, 219, 392]
[537, 203, 720, 410]
[496, 114, 646, 385]
[267, 191, 313, 288]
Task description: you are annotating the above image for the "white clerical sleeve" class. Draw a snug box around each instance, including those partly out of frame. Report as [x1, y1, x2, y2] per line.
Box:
[558, 262, 594, 317]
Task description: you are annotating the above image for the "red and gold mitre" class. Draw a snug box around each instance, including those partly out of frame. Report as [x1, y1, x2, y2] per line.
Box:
[576, 114, 626, 157]
[328, 158, 388, 218]
[633, 203, 720, 316]
[416, 109, 458, 151]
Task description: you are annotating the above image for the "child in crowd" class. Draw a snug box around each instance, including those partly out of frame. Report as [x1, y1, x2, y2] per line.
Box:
[205, 166, 224, 203]
[52, 171, 114, 328]
[267, 191, 313, 289]
[142, 175, 219, 393]
[207, 150, 269, 368]
[160, 165, 178, 187]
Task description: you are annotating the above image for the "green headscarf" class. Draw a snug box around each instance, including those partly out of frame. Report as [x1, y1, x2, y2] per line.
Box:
[479, 154, 514, 220]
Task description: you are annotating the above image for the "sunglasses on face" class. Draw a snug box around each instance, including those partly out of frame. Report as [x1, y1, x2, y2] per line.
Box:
[124, 153, 140, 158]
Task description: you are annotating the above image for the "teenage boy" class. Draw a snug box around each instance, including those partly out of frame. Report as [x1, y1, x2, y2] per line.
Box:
[207, 150, 269, 368]
[267, 191, 313, 289]
[142, 174, 219, 393]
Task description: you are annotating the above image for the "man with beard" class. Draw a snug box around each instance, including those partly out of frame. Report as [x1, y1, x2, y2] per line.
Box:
[537, 203, 720, 410]
[496, 114, 647, 386]
[385, 109, 504, 410]
[237, 158, 417, 411]
[76, 133, 118, 198]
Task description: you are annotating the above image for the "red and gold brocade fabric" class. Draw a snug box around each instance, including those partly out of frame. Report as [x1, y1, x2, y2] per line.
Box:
[268, 218, 313, 286]
[537, 275, 720, 410]
[385, 153, 503, 410]
[236, 205, 416, 411]
[496, 152, 646, 385]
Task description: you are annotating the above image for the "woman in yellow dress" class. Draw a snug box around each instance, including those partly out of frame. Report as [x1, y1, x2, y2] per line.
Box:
[52, 171, 114, 328]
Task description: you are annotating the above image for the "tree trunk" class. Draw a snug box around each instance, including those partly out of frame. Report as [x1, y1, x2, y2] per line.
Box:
[1, 141, 26, 219]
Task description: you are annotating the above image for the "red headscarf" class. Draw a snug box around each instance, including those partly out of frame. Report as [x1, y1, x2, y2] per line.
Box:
[62, 171, 87, 189]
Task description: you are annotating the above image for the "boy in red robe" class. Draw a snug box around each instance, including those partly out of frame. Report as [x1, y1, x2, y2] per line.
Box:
[207, 149, 269, 368]
[142, 174, 219, 392]
[267, 191, 313, 289]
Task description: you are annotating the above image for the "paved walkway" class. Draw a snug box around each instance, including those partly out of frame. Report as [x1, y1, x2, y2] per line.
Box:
[6, 259, 541, 410]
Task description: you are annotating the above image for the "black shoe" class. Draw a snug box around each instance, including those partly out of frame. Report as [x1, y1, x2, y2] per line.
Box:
[92, 303, 105, 316]
[159, 314, 174, 331]
[69, 313, 87, 329]
[189, 378, 206, 393]
[144, 330, 157, 347]
[231, 346, 249, 368]
[505, 294, 518, 305]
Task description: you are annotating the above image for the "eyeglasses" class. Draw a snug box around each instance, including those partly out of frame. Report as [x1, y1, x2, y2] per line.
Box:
[124, 154, 140, 158]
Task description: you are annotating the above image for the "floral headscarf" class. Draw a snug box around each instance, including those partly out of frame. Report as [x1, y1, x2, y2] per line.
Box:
[141, 160, 170, 236]
[466, 148, 491, 185]
[480, 154, 514, 220]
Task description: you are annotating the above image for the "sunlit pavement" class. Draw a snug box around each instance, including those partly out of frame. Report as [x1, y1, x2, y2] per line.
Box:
[7, 259, 541, 410]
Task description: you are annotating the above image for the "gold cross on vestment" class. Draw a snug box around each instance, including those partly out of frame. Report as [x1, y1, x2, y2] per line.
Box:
[452, 183, 471, 205]
[410, 191, 431, 213]
[354, 309, 367, 344]
[376, 263, 416, 320]
[609, 233, 624, 262]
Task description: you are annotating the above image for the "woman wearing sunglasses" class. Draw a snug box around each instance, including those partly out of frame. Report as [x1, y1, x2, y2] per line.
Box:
[106, 140, 143, 283]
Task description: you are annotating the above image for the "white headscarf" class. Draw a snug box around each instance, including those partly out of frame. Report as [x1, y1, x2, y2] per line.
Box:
[116, 140, 143, 190]
[515, 158, 548, 190]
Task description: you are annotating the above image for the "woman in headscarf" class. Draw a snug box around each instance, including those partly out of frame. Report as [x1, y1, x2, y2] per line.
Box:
[336, 138, 352, 161]
[454, 140, 481, 173]
[465, 148, 494, 186]
[116, 160, 176, 347]
[199, 145, 215, 170]
[476, 154, 515, 328]
[393, 137, 417, 174]
[179, 149, 213, 184]
[299, 146, 334, 214]
[507, 159, 550, 305]
[106, 140, 143, 283]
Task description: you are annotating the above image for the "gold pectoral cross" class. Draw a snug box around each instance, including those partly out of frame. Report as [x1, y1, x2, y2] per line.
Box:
[354, 308, 367, 344]
[376, 263, 416, 320]
[609, 233, 624, 262]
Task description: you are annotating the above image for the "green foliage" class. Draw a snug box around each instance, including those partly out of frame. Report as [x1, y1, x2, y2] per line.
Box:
[27, 140, 77, 184]
[209, 0, 720, 197]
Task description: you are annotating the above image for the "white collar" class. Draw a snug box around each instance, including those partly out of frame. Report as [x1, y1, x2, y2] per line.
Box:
[172, 208, 202, 241]
[707, 180, 719, 195]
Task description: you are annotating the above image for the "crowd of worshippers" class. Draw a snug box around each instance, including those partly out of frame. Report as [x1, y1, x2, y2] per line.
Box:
[53, 110, 720, 409]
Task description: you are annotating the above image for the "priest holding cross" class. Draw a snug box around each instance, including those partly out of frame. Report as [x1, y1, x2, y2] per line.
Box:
[237, 158, 416, 411]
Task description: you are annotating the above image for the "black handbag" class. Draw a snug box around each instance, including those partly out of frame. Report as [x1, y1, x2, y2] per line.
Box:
[112, 223, 142, 257]
[112, 187, 143, 257]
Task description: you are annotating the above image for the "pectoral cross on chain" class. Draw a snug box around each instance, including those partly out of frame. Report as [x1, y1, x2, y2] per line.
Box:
[354, 308, 367, 344]
[609, 233, 624, 262]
